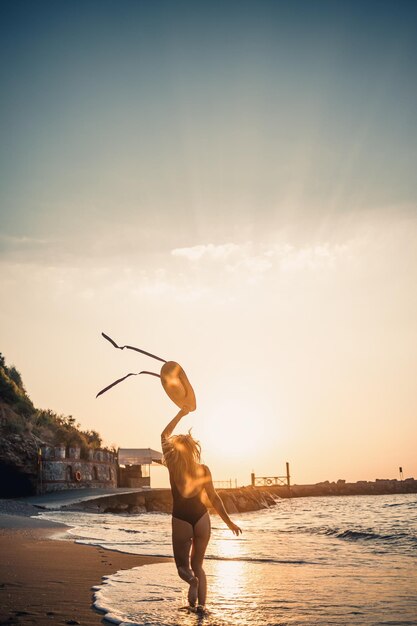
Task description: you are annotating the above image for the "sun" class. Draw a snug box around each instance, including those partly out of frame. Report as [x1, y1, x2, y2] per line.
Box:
[199, 398, 264, 461]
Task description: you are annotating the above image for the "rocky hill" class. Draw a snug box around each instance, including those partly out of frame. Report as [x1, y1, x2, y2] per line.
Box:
[0, 352, 106, 497]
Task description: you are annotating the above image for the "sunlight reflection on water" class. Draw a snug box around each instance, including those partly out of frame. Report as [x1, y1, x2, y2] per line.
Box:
[94, 559, 417, 626]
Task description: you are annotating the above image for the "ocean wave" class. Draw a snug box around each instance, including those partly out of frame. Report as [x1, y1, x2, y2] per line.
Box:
[74, 539, 318, 565]
[383, 501, 417, 508]
[205, 555, 317, 566]
[305, 526, 417, 547]
[327, 528, 395, 541]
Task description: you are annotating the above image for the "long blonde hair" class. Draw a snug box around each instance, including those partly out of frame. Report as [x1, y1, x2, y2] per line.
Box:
[163, 430, 202, 491]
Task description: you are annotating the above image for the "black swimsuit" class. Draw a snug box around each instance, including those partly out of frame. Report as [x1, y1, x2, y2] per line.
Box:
[169, 468, 208, 528]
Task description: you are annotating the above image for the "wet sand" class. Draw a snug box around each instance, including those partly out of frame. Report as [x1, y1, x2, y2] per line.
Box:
[0, 504, 169, 626]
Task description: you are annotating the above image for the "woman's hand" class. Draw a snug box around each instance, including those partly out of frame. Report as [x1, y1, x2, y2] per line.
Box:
[228, 522, 242, 536]
[161, 406, 190, 441]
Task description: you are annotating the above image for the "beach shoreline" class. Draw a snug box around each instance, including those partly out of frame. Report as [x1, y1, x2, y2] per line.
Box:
[0, 500, 170, 626]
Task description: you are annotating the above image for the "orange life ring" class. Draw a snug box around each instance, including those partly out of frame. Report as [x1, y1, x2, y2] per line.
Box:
[74, 470, 82, 482]
[266, 479, 273, 485]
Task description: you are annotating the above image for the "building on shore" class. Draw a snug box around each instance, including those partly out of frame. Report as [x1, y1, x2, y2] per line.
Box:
[118, 448, 163, 488]
[38, 445, 164, 493]
[38, 444, 117, 493]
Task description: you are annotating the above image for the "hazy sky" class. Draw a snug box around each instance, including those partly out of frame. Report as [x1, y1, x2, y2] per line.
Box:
[1, 0, 417, 487]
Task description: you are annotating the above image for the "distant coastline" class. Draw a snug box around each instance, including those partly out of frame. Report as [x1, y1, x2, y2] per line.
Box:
[218, 477, 417, 511]
[263, 477, 417, 499]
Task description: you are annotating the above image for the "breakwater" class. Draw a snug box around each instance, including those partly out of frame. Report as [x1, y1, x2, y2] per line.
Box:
[64, 478, 417, 516]
[66, 485, 278, 515]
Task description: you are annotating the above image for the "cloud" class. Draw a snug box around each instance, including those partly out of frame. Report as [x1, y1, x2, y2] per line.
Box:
[226, 255, 273, 275]
[171, 243, 241, 261]
[0, 233, 49, 250]
[171, 240, 349, 277]
[276, 243, 349, 272]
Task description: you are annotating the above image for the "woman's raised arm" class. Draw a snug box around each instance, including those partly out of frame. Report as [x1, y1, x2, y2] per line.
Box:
[203, 465, 242, 536]
[161, 407, 189, 444]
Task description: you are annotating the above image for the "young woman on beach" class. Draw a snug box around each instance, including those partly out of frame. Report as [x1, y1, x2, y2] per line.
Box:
[161, 406, 242, 613]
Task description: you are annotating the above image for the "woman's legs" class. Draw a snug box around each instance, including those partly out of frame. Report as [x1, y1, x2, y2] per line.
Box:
[190, 512, 211, 606]
[171, 516, 199, 605]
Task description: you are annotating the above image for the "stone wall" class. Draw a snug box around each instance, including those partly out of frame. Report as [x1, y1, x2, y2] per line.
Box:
[70, 485, 278, 514]
[39, 445, 117, 493]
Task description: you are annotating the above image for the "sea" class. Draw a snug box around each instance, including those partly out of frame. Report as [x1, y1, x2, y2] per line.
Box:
[38, 494, 417, 626]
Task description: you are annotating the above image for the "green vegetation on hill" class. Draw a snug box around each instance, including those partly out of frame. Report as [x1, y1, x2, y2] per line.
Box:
[0, 352, 108, 459]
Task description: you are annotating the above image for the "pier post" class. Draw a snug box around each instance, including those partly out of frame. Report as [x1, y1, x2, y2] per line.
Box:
[251, 472, 255, 487]
[286, 462, 291, 488]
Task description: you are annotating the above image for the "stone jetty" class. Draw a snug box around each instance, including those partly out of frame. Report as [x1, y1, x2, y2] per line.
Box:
[65, 476, 417, 516]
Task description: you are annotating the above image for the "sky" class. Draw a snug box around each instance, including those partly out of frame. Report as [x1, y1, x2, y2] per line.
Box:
[1, 0, 417, 487]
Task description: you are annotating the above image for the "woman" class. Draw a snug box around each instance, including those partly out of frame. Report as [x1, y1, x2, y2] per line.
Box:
[161, 406, 242, 613]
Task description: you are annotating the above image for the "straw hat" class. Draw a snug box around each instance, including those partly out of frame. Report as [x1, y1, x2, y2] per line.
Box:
[160, 361, 196, 411]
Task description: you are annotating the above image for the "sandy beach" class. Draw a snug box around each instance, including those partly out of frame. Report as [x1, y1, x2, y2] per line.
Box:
[0, 500, 169, 626]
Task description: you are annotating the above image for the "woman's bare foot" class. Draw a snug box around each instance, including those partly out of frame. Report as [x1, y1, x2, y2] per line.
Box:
[187, 576, 199, 607]
[196, 604, 208, 616]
